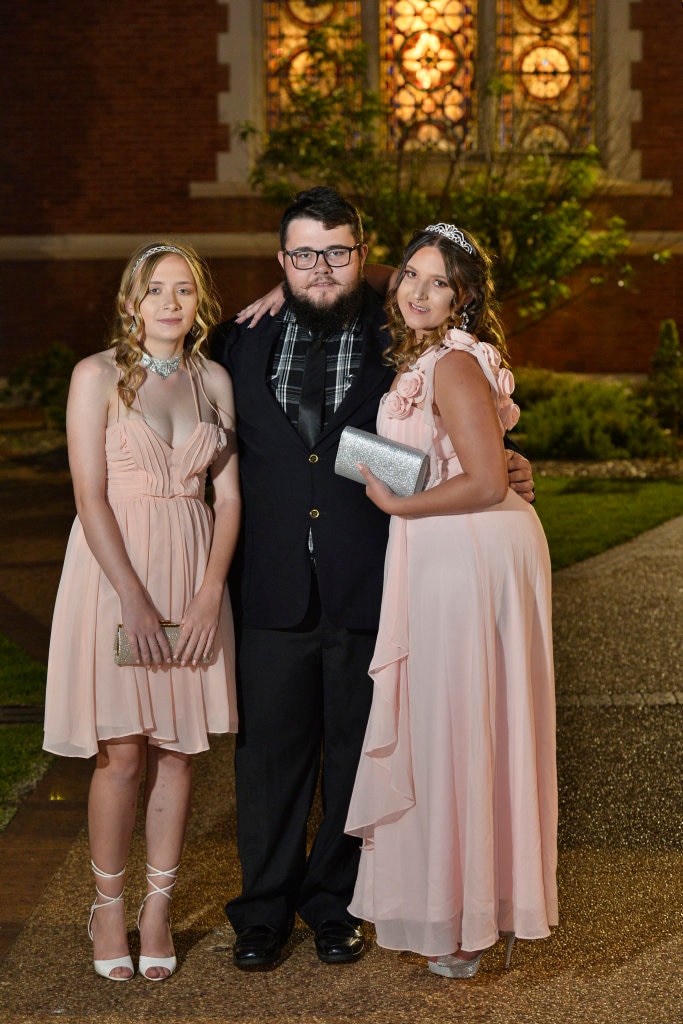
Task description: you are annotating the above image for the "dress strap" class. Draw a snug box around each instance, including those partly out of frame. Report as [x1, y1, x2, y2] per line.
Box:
[112, 360, 127, 424]
[185, 356, 204, 426]
[189, 356, 221, 426]
[113, 371, 137, 424]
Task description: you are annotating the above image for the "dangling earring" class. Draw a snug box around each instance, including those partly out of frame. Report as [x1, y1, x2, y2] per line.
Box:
[459, 301, 476, 331]
[190, 322, 201, 338]
[127, 315, 137, 336]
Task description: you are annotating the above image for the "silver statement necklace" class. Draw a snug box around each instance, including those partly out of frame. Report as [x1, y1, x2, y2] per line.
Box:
[140, 351, 183, 379]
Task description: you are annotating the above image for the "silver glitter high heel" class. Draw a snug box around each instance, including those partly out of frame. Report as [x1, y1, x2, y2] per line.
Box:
[88, 861, 134, 981]
[428, 932, 515, 979]
[137, 862, 180, 981]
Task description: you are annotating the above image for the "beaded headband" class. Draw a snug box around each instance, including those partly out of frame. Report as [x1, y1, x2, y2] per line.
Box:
[424, 223, 474, 255]
[131, 244, 186, 277]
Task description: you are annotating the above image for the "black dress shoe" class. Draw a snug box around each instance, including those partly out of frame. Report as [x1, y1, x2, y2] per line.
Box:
[314, 920, 365, 964]
[233, 925, 285, 969]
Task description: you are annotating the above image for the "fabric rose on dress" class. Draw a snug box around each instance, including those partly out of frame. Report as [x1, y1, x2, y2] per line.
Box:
[385, 367, 426, 420]
[396, 368, 426, 404]
[483, 344, 502, 369]
[496, 367, 521, 430]
[384, 391, 412, 419]
[443, 328, 478, 355]
[444, 330, 520, 430]
[498, 367, 514, 394]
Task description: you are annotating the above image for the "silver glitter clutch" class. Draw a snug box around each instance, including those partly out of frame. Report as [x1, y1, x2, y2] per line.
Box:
[114, 622, 213, 665]
[334, 426, 429, 497]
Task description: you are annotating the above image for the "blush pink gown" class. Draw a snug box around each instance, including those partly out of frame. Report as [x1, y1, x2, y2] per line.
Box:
[43, 362, 238, 758]
[345, 330, 558, 957]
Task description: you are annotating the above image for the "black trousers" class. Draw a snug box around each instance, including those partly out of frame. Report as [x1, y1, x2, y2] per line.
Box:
[225, 578, 376, 936]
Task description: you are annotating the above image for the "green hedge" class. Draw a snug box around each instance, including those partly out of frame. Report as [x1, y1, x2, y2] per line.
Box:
[511, 368, 676, 460]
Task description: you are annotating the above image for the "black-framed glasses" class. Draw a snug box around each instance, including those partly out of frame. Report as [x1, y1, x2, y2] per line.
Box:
[284, 244, 361, 270]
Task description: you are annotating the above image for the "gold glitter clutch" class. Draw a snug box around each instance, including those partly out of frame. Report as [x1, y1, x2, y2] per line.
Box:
[334, 426, 429, 497]
[114, 622, 213, 665]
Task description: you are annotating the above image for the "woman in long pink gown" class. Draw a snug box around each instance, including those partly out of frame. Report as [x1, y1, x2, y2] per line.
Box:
[345, 225, 557, 979]
[43, 242, 240, 981]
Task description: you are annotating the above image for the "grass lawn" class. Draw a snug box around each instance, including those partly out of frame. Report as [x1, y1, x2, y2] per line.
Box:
[534, 476, 683, 570]
[0, 725, 52, 829]
[0, 633, 51, 830]
[0, 474, 681, 830]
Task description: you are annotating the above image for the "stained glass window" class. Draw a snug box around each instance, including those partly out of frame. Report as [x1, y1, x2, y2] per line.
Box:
[262, 1, 594, 154]
[498, 0, 594, 150]
[264, 1, 363, 130]
[380, 1, 477, 151]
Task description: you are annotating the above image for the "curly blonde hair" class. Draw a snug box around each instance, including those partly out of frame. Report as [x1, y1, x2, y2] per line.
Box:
[108, 241, 222, 406]
[384, 227, 510, 371]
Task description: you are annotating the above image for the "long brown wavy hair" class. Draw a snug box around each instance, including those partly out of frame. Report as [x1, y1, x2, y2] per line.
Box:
[384, 226, 510, 371]
[108, 241, 222, 406]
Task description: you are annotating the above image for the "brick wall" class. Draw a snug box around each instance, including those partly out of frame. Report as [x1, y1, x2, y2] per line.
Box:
[508, 256, 683, 374]
[1, 2, 229, 235]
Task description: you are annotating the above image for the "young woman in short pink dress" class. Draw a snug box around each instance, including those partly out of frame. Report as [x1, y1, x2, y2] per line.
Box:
[44, 242, 240, 981]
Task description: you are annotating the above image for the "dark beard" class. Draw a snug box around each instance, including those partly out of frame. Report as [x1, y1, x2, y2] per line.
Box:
[283, 278, 364, 335]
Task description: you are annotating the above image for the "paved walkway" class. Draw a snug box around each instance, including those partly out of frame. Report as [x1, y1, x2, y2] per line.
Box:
[0, 456, 681, 1024]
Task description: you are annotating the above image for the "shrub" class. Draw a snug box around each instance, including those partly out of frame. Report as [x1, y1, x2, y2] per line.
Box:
[510, 370, 675, 460]
[4, 342, 77, 431]
[639, 319, 683, 437]
[508, 366, 570, 409]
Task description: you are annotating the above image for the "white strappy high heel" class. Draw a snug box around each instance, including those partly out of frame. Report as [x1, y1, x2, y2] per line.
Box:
[428, 932, 516, 979]
[88, 861, 134, 981]
[137, 862, 180, 981]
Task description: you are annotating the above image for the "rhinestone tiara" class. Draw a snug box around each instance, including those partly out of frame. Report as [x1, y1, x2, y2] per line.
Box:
[131, 244, 186, 277]
[424, 223, 474, 255]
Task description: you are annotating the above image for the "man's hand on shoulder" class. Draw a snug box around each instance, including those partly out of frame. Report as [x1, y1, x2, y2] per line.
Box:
[235, 283, 285, 327]
[506, 449, 535, 504]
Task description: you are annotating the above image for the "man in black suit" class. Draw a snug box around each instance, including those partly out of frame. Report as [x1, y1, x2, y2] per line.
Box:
[211, 187, 534, 969]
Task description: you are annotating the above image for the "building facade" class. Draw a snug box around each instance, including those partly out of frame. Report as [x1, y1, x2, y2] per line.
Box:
[1, 1, 682, 375]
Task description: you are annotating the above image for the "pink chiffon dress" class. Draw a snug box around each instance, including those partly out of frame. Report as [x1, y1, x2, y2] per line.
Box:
[43, 360, 238, 758]
[345, 329, 558, 957]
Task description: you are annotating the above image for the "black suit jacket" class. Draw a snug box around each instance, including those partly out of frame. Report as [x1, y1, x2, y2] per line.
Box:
[211, 285, 395, 631]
